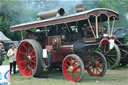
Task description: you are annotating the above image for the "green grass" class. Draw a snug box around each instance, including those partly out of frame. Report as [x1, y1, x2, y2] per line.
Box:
[2, 56, 9, 65]
[10, 66, 128, 85]
[2, 57, 128, 85]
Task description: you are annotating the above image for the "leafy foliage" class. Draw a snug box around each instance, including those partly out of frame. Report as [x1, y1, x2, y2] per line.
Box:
[123, 32, 128, 45]
[0, 0, 22, 40]
[0, 0, 128, 40]
[95, 0, 128, 27]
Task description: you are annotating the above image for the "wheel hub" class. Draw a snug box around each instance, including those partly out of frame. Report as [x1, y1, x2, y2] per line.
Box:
[27, 56, 31, 59]
[95, 61, 100, 68]
[67, 66, 74, 72]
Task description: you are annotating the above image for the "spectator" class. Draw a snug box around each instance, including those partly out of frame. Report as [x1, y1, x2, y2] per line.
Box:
[0, 43, 6, 65]
[7, 44, 17, 74]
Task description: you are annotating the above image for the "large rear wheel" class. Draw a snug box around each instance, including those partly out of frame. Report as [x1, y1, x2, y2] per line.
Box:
[17, 39, 43, 77]
[97, 39, 121, 69]
[62, 54, 84, 82]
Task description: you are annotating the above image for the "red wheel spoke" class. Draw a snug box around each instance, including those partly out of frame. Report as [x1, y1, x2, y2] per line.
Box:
[31, 55, 36, 59]
[96, 68, 98, 74]
[87, 51, 107, 77]
[97, 57, 102, 62]
[100, 63, 104, 66]
[19, 60, 26, 64]
[75, 70, 80, 74]
[63, 55, 84, 82]
[96, 68, 101, 73]
[29, 64, 33, 72]
[98, 59, 103, 64]
[28, 45, 32, 54]
[73, 66, 80, 72]
[31, 59, 36, 64]
[19, 51, 26, 55]
[23, 44, 28, 51]
[22, 66, 28, 73]
[66, 64, 70, 67]
[29, 49, 34, 56]
[32, 64, 36, 70]
[26, 64, 33, 75]
[29, 62, 33, 68]
[69, 59, 72, 66]
[72, 73, 75, 78]
[17, 40, 43, 77]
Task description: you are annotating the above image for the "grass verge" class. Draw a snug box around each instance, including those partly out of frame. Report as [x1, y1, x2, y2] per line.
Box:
[11, 66, 128, 85]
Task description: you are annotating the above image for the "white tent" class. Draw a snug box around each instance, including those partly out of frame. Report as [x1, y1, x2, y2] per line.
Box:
[0, 31, 11, 42]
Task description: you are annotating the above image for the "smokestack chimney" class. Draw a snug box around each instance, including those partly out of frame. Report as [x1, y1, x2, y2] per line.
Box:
[75, 5, 84, 12]
[37, 8, 65, 20]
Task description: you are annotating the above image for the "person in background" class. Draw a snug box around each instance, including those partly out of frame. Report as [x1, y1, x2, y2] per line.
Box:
[0, 43, 6, 65]
[7, 44, 17, 74]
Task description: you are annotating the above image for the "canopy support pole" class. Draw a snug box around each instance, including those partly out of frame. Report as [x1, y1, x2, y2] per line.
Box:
[65, 23, 70, 32]
[108, 17, 111, 37]
[111, 17, 115, 36]
[87, 18, 96, 38]
[95, 16, 99, 38]
[21, 31, 23, 40]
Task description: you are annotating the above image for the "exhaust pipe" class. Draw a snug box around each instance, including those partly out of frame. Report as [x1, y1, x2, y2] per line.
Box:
[37, 8, 65, 20]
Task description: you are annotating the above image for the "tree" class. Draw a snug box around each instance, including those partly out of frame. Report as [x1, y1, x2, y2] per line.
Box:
[96, 0, 128, 27]
[0, 0, 46, 40]
[0, 0, 22, 40]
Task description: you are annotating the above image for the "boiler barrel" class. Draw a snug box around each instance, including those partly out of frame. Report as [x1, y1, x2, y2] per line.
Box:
[73, 40, 98, 56]
[60, 41, 97, 56]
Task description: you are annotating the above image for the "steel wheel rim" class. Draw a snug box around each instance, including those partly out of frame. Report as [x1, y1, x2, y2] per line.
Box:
[63, 56, 82, 82]
[87, 53, 105, 76]
[97, 44, 119, 69]
[17, 41, 37, 76]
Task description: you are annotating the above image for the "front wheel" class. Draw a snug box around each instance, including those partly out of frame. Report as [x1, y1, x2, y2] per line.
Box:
[62, 54, 85, 82]
[87, 51, 107, 77]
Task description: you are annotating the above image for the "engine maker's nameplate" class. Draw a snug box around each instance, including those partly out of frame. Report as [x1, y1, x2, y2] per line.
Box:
[43, 49, 48, 58]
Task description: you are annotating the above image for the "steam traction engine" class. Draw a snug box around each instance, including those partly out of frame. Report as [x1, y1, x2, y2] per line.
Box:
[10, 8, 119, 82]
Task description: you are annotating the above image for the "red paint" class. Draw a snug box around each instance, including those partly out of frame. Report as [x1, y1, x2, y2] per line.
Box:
[114, 36, 118, 40]
[87, 53, 105, 76]
[63, 56, 81, 82]
[51, 50, 64, 63]
[60, 42, 73, 56]
[100, 38, 109, 45]
[17, 41, 36, 76]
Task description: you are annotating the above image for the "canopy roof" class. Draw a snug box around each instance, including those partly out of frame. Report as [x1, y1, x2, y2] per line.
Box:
[0, 31, 11, 42]
[10, 8, 119, 32]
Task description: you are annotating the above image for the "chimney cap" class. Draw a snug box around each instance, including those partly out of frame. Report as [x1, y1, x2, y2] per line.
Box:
[75, 5, 84, 12]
